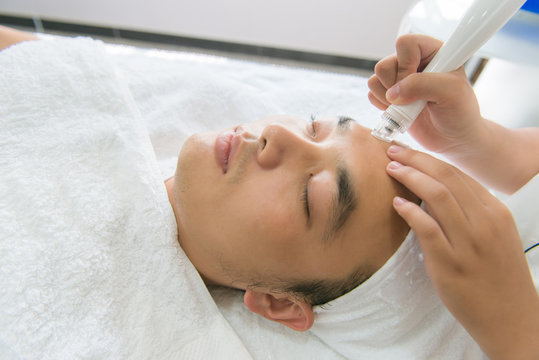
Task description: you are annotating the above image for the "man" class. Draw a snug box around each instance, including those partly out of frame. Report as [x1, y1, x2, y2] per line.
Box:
[0, 25, 419, 333]
[164, 114, 418, 331]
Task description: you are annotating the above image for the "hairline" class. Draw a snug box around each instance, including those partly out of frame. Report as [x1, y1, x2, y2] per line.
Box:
[244, 262, 374, 306]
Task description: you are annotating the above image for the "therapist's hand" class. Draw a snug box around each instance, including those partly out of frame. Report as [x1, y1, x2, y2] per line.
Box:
[385, 144, 539, 360]
[367, 34, 486, 155]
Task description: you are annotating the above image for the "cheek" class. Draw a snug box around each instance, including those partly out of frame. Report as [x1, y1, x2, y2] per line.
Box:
[219, 180, 303, 261]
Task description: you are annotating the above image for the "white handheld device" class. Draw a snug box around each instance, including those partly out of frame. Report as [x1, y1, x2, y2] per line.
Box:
[371, 0, 527, 142]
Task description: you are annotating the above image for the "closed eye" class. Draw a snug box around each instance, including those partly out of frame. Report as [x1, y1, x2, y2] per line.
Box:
[308, 115, 318, 138]
[302, 174, 312, 226]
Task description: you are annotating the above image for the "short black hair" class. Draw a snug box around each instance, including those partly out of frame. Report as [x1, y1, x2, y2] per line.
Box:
[248, 264, 374, 306]
[284, 266, 373, 306]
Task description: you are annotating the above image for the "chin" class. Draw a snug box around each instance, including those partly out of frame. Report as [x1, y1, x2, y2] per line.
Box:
[175, 133, 215, 190]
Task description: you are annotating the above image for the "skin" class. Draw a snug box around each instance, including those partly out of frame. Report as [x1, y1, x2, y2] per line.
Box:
[369, 34, 539, 359]
[386, 146, 539, 360]
[369, 34, 539, 194]
[0, 25, 38, 51]
[165, 115, 416, 330]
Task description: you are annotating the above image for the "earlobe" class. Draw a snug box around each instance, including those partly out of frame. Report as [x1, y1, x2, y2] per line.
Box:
[243, 289, 314, 331]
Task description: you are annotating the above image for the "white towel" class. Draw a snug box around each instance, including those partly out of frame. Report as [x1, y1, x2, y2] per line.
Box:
[0, 38, 251, 359]
[105, 41, 539, 359]
[310, 230, 485, 360]
[104, 44, 417, 179]
[104, 41, 481, 360]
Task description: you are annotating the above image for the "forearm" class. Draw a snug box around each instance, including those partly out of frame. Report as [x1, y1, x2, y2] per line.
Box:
[444, 120, 539, 194]
[472, 293, 539, 360]
[0, 25, 39, 51]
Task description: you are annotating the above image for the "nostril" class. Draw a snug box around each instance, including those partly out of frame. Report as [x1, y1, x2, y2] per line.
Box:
[262, 138, 267, 150]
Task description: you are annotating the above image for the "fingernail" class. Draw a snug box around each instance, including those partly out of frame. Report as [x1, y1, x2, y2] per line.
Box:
[388, 145, 404, 154]
[386, 84, 400, 101]
[387, 161, 402, 170]
[393, 196, 407, 206]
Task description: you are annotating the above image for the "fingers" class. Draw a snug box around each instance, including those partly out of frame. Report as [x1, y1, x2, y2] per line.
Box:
[386, 158, 470, 245]
[391, 196, 454, 267]
[385, 145, 508, 253]
[367, 56, 397, 109]
[367, 91, 389, 111]
[386, 69, 470, 106]
[370, 35, 442, 90]
[370, 62, 468, 107]
[374, 55, 398, 90]
[394, 34, 442, 79]
[367, 75, 390, 109]
[387, 144, 493, 206]
[368, 34, 459, 108]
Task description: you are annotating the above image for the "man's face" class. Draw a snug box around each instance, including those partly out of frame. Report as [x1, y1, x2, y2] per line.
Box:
[173, 115, 411, 292]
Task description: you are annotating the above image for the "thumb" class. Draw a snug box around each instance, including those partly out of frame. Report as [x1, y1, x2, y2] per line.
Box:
[386, 69, 468, 106]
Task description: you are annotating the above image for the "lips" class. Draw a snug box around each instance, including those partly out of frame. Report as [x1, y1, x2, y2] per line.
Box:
[215, 130, 235, 173]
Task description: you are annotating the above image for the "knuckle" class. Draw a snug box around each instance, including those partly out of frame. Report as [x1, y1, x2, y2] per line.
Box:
[373, 60, 384, 75]
[367, 74, 379, 89]
[450, 262, 466, 277]
[401, 73, 422, 91]
[395, 74, 420, 101]
[493, 202, 514, 224]
[428, 184, 451, 204]
[397, 64, 412, 76]
[403, 147, 424, 164]
[395, 34, 415, 50]
[374, 56, 397, 80]
[421, 221, 440, 239]
[434, 163, 458, 180]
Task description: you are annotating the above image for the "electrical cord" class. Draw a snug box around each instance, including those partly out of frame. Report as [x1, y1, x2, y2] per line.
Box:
[524, 242, 539, 253]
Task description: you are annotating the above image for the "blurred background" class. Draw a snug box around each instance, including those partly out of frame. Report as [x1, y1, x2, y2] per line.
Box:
[1, 0, 538, 127]
[0, 0, 417, 63]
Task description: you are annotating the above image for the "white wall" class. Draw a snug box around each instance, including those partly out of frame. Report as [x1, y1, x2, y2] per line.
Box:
[0, 0, 417, 60]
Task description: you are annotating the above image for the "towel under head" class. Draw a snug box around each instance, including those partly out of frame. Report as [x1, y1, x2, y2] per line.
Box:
[0, 36, 251, 360]
[311, 230, 485, 360]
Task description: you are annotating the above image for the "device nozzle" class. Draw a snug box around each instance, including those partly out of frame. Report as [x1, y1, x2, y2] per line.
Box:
[371, 112, 403, 142]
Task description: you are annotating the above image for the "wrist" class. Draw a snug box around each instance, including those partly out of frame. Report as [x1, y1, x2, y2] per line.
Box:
[437, 119, 528, 193]
[488, 298, 539, 360]
[438, 116, 493, 162]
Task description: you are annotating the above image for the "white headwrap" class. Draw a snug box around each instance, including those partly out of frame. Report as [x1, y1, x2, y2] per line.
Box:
[310, 230, 485, 359]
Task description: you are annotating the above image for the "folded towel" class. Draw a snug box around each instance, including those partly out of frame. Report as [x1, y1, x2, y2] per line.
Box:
[104, 44, 413, 179]
[0, 37, 250, 359]
[311, 230, 486, 360]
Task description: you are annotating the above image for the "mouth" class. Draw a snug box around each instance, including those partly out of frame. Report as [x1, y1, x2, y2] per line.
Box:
[215, 127, 244, 174]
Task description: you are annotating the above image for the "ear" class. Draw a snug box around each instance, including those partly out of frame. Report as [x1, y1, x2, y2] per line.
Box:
[243, 289, 314, 331]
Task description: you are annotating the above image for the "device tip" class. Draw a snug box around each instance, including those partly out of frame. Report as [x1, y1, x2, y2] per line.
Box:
[371, 112, 402, 142]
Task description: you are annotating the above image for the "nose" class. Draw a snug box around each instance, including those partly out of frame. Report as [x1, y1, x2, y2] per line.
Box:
[257, 123, 316, 169]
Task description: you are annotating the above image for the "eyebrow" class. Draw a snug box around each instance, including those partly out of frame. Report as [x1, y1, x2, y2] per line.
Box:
[336, 116, 355, 133]
[323, 166, 357, 243]
[323, 116, 358, 243]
